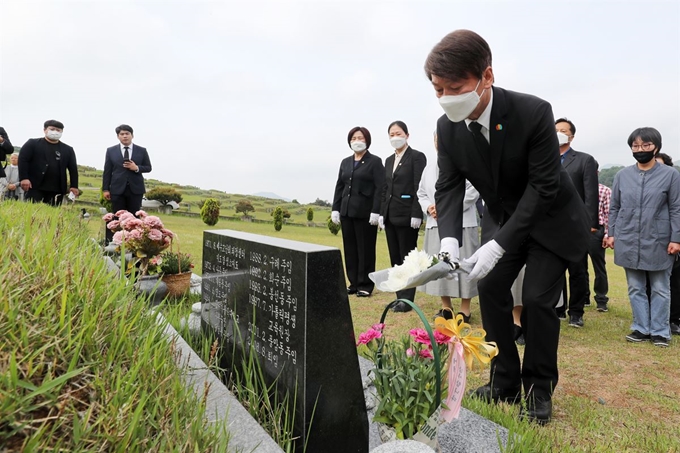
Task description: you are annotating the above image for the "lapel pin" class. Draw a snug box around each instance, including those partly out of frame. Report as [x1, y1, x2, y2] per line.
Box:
[495, 124, 503, 131]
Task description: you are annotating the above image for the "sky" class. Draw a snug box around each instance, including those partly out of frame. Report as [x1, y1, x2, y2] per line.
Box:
[1, 0, 679, 203]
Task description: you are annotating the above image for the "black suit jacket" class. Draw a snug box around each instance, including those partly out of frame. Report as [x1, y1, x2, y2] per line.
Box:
[332, 151, 385, 218]
[0, 127, 13, 178]
[102, 144, 152, 195]
[435, 87, 590, 262]
[18, 138, 79, 194]
[562, 148, 599, 229]
[381, 146, 427, 227]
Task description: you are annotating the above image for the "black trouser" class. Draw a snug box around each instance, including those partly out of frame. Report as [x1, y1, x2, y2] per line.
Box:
[340, 216, 378, 293]
[585, 226, 609, 305]
[478, 238, 567, 398]
[556, 252, 589, 318]
[25, 189, 63, 206]
[384, 219, 419, 302]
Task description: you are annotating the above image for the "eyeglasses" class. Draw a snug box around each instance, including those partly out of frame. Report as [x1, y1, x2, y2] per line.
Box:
[631, 143, 655, 151]
[55, 150, 61, 161]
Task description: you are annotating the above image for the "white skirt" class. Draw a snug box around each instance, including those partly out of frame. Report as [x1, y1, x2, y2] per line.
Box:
[418, 226, 479, 298]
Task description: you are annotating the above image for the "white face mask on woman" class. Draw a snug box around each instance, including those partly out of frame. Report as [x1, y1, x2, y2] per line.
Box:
[438, 79, 484, 123]
[390, 136, 407, 150]
[351, 141, 367, 152]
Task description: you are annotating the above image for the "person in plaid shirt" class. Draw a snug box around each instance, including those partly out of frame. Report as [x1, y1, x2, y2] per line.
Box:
[586, 178, 611, 312]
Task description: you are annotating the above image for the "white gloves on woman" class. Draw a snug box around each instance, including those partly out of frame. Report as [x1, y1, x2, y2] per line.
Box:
[331, 211, 340, 225]
[410, 217, 422, 229]
[369, 213, 380, 226]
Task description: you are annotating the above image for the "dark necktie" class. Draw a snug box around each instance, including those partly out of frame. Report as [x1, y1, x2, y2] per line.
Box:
[124, 146, 130, 160]
[469, 122, 490, 164]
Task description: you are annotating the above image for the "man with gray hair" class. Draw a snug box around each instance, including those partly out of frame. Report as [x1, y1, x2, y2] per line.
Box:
[1, 153, 23, 200]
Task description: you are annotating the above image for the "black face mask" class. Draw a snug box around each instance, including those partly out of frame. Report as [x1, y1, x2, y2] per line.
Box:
[633, 150, 656, 164]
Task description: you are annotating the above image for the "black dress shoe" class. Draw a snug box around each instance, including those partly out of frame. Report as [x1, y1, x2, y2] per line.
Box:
[470, 383, 521, 405]
[434, 308, 454, 320]
[391, 301, 413, 313]
[347, 287, 357, 295]
[356, 290, 371, 297]
[520, 396, 552, 425]
[671, 322, 680, 336]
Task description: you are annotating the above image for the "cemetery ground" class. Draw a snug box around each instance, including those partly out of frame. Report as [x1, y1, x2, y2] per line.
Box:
[5, 200, 678, 452]
[88, 212, 680, 453]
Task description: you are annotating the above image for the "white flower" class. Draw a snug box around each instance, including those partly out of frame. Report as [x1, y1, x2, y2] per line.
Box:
[383, 254, 427, 291]
[404, 249, 434, 272]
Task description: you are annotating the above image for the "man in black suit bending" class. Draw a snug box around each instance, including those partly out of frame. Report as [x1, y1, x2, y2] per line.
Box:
[102, 124, 152, 214]
[426, 30, 590, 424]
[554, 118, 599, 327]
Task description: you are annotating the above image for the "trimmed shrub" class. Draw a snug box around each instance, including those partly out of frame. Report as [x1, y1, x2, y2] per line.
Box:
[201, 198, 220, 226]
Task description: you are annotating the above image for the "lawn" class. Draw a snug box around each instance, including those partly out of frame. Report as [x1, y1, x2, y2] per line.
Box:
[88, 211, 680, 452]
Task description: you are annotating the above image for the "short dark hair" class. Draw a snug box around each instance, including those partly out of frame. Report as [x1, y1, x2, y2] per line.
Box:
[116, 124, 134, 135]
[388, 120, 409, 135]
[44, 119, 64, 129]
[347, 126, 371, 149]
[627, 127, 662, 152]
[424, 29, 492, 82]
[555, 118, 576, 136]
[656, 152, 673, 166]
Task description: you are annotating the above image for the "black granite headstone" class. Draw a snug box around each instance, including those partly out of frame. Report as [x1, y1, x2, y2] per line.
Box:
[201, 230, 369, 452]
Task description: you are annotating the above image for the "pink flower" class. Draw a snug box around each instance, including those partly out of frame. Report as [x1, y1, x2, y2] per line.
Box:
[121, 218, 142, 231]
[434, 330, 451, 345]
[114, 210, 129, 217]
[406, 348, 415, 357]
[102, 213, 114, 222]
[118, 212, 135, 222]
[128, 229, 142, 240]
[135, 210, 148, 218]
[106, 220, 121, 231]
[147, 229, 163, 241]
[162, 228, 175, 238]
[371, 323, 386, 332]
[356, 328, 382, 345]
[112, 231, 124, 245]
[409, 328, 432, 346]
[144, 216, 164, 228]
[419, 349, 433, 359]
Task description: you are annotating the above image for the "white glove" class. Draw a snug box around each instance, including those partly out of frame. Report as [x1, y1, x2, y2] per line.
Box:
[461, 239, 505, 281]
[378, 216, 385, 230]
[369, 213, 380, 226]
[331, 211, 340, 225]
[439, 237, 460, 263]
[410, 217, 422, 229]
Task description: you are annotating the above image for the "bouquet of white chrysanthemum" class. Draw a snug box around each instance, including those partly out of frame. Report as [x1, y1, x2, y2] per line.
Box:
[370, 248, 459, 292]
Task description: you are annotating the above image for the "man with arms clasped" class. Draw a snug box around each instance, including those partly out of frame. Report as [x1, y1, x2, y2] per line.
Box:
[19, 120, 79, 206]
[426, 30, 590, 424]
[102, 124, 152, 214]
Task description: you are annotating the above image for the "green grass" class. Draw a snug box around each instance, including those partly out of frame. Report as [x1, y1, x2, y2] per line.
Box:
[0, 202, 232, 452]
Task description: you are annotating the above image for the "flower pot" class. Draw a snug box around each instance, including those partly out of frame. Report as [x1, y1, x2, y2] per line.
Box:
[135, 274, 168, 305]
[162, 271, 192, 298]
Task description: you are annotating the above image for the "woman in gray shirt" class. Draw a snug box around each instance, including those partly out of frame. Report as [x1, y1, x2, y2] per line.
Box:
[606, 127, 680, 347]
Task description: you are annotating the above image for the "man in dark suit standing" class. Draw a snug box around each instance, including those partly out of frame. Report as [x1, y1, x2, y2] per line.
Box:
[0, 127, 13, 178]
[380, 120, 427, 312]
[554, 118, 599, 327]
[19, 120, 79, 206]
[426, 30, 589, 424]
[102, 124, 152, 214]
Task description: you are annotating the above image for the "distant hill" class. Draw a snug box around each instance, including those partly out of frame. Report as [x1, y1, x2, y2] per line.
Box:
[252, 192, 291, 202]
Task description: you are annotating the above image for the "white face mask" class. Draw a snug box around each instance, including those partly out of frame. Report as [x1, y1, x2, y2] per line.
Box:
[438, 79, 484, 123]
[46, 130, 62, 141]
[390, 136, 407, 150]
[556, 132, 570, 146]
[350, 141, 367, 152]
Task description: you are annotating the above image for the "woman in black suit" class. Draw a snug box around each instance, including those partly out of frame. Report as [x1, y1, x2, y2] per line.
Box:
[332, 127, 385, 297]
[380, 121, 427, 312]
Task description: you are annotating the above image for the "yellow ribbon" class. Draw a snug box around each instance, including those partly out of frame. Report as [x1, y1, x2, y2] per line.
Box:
[434, 314, 498, 369]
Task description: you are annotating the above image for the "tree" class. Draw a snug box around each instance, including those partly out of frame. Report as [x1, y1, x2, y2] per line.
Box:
[235, 199, 255, 218]
[201, 198, 220, 226]
[327, 216, 340, 235]
[273, 206, 284, 231]
[598, 166, 623, 188]
[306, 207, 314, 222]
[312, 198, 332, 208]
[146, 187, 183, 205]
[291, 199, 300, 204]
